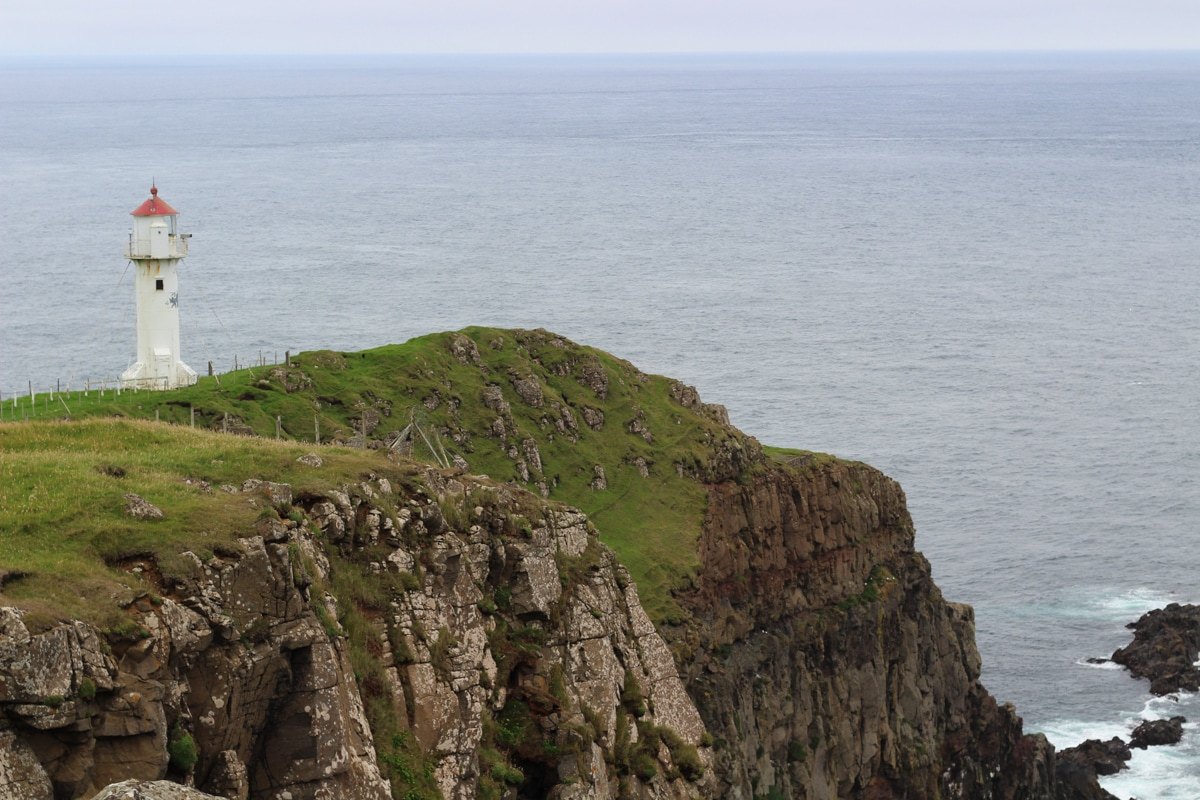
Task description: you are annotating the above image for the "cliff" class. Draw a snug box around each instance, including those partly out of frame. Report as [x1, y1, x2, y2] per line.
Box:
[0, 329, 1056, 799]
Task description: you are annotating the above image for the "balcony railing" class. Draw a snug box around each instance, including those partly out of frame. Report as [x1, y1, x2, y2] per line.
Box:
[125, 233, 190, 260]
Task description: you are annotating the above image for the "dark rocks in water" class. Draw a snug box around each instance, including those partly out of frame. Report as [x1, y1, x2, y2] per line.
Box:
[1129, 715, 1186, 749]
[1111, 602, 1200, 695]
[1054, 738, 1131, 800]
[1085, 657, 1109, 665]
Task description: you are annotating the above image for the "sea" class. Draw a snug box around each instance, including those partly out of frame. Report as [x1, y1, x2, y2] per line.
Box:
[1, 52, 1198, 797]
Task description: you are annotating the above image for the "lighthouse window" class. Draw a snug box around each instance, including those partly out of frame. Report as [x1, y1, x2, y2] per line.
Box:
[155, 279, 164, 291]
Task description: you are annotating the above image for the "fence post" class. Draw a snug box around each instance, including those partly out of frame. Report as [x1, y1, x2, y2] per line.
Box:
[155, 408, 160, 423]
[222, 413, 228, 434]
[190, 405, 195, 428]
[285, 351, 291, 366]
[276, 415, 282, 440]
[208, 361, 214, 377]
[314, 414, 320, 445]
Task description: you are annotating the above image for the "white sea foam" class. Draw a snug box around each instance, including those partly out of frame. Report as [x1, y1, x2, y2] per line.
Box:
[1076, 658, 1123, 671]
[1094, 588, 1183, 620]
[1040, 694, 1200, 799]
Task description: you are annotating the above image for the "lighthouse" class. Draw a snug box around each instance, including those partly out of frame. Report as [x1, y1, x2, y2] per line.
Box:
[120, 185, 197, 389]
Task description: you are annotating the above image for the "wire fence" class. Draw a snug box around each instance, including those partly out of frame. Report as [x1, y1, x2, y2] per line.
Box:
[0, 350, 290, 424]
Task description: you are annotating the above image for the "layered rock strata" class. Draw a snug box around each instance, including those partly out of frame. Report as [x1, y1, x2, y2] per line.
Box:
[0, 472, 712, 800]
[675, 455, 1057, 799]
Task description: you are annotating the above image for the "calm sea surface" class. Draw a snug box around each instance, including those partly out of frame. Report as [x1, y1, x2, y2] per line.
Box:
[2, 52, 1199, 795]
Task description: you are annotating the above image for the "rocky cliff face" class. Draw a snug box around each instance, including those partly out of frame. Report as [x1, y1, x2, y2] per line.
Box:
[0, 470, 713, 800]
[674, 456, 1056, 799]
[0, 329, 1061, 800]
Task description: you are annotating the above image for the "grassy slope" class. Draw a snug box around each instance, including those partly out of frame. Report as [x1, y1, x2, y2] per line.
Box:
[1, 328, 754, 624]
[0, 419, 395, 628]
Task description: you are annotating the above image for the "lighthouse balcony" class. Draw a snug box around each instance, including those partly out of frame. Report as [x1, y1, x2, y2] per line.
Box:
[125, 233, 190, 260]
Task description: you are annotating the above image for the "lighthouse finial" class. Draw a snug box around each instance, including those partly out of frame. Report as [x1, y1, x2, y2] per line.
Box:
[150, 179, 158, 197]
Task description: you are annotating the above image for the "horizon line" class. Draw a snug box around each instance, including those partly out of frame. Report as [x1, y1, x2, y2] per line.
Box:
[3, 47, 1200, 60]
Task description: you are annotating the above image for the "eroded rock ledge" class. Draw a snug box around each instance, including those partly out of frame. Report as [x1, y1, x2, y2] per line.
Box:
[674, 455, 1057, 799]
[1111, 603, 1200, 695]
[0, 470, 712, 800]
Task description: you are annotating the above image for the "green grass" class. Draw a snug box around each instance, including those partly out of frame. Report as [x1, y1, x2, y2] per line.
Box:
[0, 417, 400, 628]
[1, 328, 758, 624]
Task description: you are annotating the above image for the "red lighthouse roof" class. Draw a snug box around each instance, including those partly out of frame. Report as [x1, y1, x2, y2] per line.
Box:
[130, 184, 179, 217]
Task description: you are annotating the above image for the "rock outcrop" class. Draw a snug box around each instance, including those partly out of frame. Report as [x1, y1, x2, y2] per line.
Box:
[0, 470, 714, 800]
[1129, 715, 1185, 749]
[91, 780, 226, 799]
[0, 330, 1070, 800]
[1111, 603, 1200, 695]
[0, 511, 391, 800]
[1053, 738, 1129, 800]
[672, 453, 1057, 799]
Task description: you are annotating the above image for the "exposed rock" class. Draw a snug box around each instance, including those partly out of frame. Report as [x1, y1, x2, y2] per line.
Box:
[576, 356, 608, 399]
[0, 727, 53, 799]
[481, 384, 511, 416]
[521, 438, 543, 475]
[675, 460, 1057, 799]
[267, 367, 313, 394]
[296, 453, 322, 468]
[447, 333, 482, 365]
[669, 381, 702, 410]
[580, 406, 605, 431]
[1054, 738, 1129, 800]
[627, 410, 654, 443]
[1129, 716, 1185, 749]
[631, 457, 650, 477]
[239, 480, 292, 506]
[591, 465, 607, 491]
[90, 780, 224, 799]
[509, 373, 544, 408]
[124, 494, 164, 521]
[1111, 603, 1200, 694]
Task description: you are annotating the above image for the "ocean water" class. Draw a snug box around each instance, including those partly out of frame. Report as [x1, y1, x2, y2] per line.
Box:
[2, 52, 1199, 795]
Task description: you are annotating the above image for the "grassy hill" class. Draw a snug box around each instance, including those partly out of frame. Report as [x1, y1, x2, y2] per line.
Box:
[1, 328, 764, 625]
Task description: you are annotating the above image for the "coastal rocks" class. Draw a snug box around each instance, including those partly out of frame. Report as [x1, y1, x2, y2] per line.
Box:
[1053, 739, 1129, 800]
[676, 459, 1057, 799]
[1059, 738, 1131, 776]
[1129, 716, 1185, 749]
[1110, 603, 1200, 694]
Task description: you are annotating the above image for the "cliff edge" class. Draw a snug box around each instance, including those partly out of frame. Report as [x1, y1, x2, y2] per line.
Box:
[0, 328, 1055, 799]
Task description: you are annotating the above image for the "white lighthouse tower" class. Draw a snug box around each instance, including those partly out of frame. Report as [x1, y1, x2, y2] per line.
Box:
[121, 185, 197, 390]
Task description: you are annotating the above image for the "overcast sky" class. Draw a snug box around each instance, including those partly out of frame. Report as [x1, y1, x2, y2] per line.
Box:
[3, 0, 1199, 56]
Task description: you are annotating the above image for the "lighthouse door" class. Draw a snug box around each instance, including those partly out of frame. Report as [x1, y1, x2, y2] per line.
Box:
[150, 221, 169, 258]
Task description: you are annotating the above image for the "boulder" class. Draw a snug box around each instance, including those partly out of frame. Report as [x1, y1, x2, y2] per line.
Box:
[123, 494, 164, 521]
[90, 780, 224, 799]
[1111, 603, 1200, 694]
[1054, 738, 1130, 800]
[1129, 716, 1186, 749]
